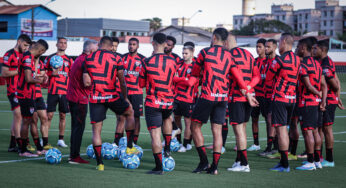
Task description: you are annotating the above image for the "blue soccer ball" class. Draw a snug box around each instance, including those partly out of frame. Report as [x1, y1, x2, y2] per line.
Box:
[50, 55, 64, 69]
[86, 144, 95, 159]
[119, 137, 127, 147]
[117, 146, 128, 162]
[162, 155, 175, 172]
[134, 145, 143, 159]
[170, 138, 180, 152]
[45, 148, 62, 164]
[122, 154, 140, 169]
[102, 143, 117, 160]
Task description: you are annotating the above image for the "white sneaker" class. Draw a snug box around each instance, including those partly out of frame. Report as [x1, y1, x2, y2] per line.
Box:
[247, 144, 261, 151]
[296, 162, 316, 171]
[172, 128, 181, 139]
[221, 147, 226, 154]
[186, 144, 192, 150]
[229, 161, 240, 169]
[178, 146, 187, 152]
[227, 164, 250, 172]
[57, 140, 68, 148]
[314, 162, 323, 169]
[40, 138, 43, 147]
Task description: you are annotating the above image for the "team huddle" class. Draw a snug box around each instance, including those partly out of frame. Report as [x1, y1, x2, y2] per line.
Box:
[1, 27, 343, 175]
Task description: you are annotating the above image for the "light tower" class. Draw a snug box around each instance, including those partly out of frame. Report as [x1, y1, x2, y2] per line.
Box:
[242, 0, 256, 16]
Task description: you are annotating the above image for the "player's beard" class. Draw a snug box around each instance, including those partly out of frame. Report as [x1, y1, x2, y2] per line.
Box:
[164, 48, 171, 54]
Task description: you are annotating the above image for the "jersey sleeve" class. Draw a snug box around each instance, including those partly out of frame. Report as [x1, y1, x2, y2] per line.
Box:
[266, 56, 282, 83]
[139, 60, 147, 88]
[191, 49, 206, 77]
[2, 51, 11, 67]
[299, 63, 308, 77]
[321, 59, 335, 80]
[22, 56, 33, 70]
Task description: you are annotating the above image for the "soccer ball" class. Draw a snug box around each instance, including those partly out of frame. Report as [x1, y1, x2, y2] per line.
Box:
[134, 145, 143, 159]
[170, 138, 180, 152]
[45, 148, 62, 164]
[117, 146, 128, 162]
[50, 55, 64, 69]
[86, 144, 95, 159]
[162, 155, 175, 172]
[102, 143, 117, 160]
[122, 154, 140, 169]
[119, 137, 127, 147]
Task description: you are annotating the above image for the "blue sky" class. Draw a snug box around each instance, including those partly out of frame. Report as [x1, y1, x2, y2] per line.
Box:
[9, 0, 346, 27]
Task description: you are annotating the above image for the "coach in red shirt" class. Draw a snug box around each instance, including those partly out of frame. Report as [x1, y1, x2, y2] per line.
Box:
[67, 40, 98, 164]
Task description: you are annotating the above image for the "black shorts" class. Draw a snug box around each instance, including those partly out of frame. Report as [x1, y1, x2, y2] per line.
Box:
[47, 94, 70, 113]
[191, 98, 227, 125]
[271, 101, 295, 127]
[263, 98, 272, 116]
[299, 106, 322, 130]
[229, 102, 252, 125]
[89, 96, 130, 124]
[18, 98, 36, 118]
[292, 102, 300, 118]
[173, 100, 194, 118]
[323, 104, 337, 126]
[145, 106, 173, 131]
[128, 94, 143, 117]
[35, 97, 47, 111]
[8, 93, 20, 111]
[251, 96, 265, 118]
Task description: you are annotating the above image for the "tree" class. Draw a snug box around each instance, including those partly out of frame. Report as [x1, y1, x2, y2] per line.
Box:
[337, 32, 346, 42]
[142, 17, 162, 32]
[232, 19, 293, 35]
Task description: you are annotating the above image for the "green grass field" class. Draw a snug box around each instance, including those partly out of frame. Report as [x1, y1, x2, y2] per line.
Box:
[0, 85, 345, 188]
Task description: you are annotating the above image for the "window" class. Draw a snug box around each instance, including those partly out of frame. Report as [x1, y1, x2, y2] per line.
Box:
[276, 16, 279, 20]
[240, 20, 243, 24]
[299, 24, 302, 29]
[330, 30, 333, 36]
[127, 32, 131, 36]
[111, 31, 116, 37]
[305, 14, 308, 20]
[331, 11, 334, 17]
[234, 20, 238, 25]
[102, 30, 106, 36]
[331, 20, 333, 26]
[324, 11, 327, 17]
[0, 21, 8, 32]
[121, 32, 125, 36]
[324, 21, 327, 26]
[305, 24, 308, 29]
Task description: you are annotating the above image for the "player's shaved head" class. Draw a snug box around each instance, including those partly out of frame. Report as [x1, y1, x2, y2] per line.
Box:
[224, 33, 237, 50]
[279, 33, 294, 55]
[281, 33, 294, 46]
[153, 33, 167, 45]
[213, 28, 229, 42]
[99, 36, 113, 51]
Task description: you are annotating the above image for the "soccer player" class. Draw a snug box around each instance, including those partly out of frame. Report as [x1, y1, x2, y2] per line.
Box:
[225, 34, 260, 172]
[173, 44, 198, 152]
[188, 28, 258, 175]
[45, 37, 74, 148]
[313, 40, 343, 167]
[258, 39, 279, 157]
[139, 33, 177, 175]
[67, 40, 98, 164]
[111, 37, 126, 146]
[266, 33, 300, 172]
[1, 34, 31, 152]
[17, 39, 49, 157]
[248, 38, 267, 152]
[165, 36, 182, 63]
[122, 38, 146, 145]
[295, 38, 327, 170]
[83, 36, 138, 171]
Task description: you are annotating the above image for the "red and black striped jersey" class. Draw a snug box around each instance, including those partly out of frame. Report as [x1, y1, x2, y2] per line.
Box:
[191, 45, 248, 102]
[45, 54, 73, 95]
[17, 51, 36, 99]
[35, 60, 45, 99]
[2, 49, 22, 96]
[321, 56, 338, 105]
[174, 61, 198, 103]
[266, 51, 300, 103]
[168, 53, 181, 64]
[298, 56, 322, 107]
[254, 57, 266, 97]
[229, 47, 259, 102]
[139, 53, 177, 109]
[84, 49, 123, 103]
[113, 52, 122, 94]
[263, 56, 279, 99]
[122, 53, 145, 95]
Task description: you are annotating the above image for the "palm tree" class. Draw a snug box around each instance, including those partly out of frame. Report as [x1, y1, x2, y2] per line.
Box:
[142, 17, 162, 32]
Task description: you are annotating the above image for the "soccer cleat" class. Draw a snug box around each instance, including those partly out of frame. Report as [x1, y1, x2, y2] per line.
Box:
[36, 150, 47, 155]
[147, 168, 164, 175]
[227, 165, 250, 172]
[96, 164, 104, 171]
[321, 160, 335, 167]
[296, 162, 316, 171]
[27, 144, 35, 152]
[43, 144, 54, 150]
[192, 163, 209, 173]
[112, 143, 118, 148]
[163, 150, 171, 158]
[186, 144, 192, 150]
[228, 161, 240, 169]
[206, 145, 213, 149]
[40, 138, 43, 147]
[178, 146, 187, 153]
[267, 152, 281, 159]
[8, 146, 18, 152]
[270, 163, 290, 172]
[297, 151, 307, 159]
[69, 156, 90, 164]
[126, 147, 140, 155]
[247, 144, 261, 151]
[19, 151, 39, 158]
[206, 164, 218, 175]
[221, 147, 226, 154]
[288, 154, 298, 161]
[259, 148, 272, 157]
[314, 162, 323, 169]
[57, 140, 68, 148]
[171, 128, 181, 139]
